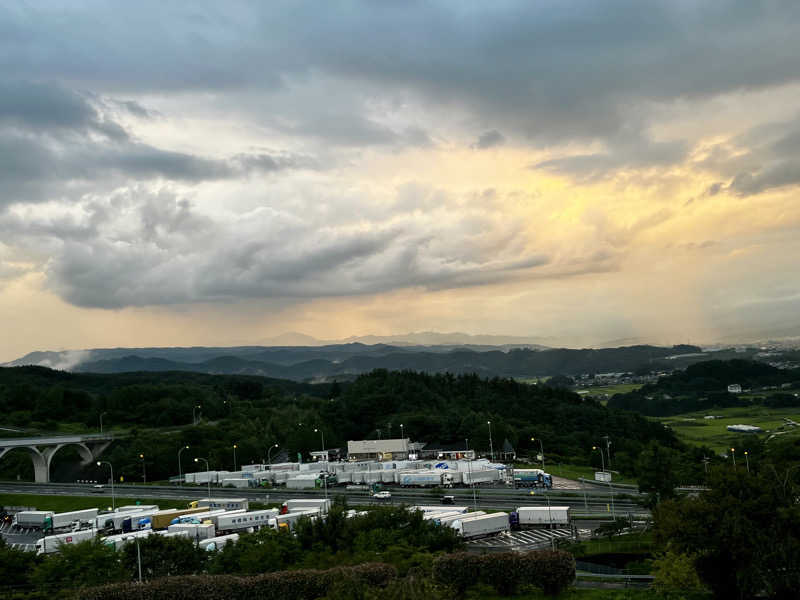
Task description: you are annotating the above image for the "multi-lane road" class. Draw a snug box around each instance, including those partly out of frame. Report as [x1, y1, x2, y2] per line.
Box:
[0, 481, 648, 517]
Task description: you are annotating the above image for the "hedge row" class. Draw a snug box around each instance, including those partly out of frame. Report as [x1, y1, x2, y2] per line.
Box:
[432, 549, 575, 597]
[79, 563, 397, 600]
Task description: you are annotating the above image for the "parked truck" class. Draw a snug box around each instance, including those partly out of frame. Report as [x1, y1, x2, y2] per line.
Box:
[510, 506, 571, 529]
[167, 522, 216, 541]
[202, 533, 239, 551]
[216, 509, 279, 533]
[284, 499, 331, 514]
[13, 511, 53, 529]
[48, 508, 99, 531]
[35, 529, 96, 554]
[192, 498, 250, 511]
[461, 469, 501, 485]
[149, 507, 208, 530]
[268, 509, 320, 532]
[512, 469, 553, 489]
[450, 512, 509, 539]
[399, 471, 456, 487]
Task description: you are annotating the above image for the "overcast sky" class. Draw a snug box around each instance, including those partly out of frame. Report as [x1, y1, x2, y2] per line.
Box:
[2, 1, 800, 360]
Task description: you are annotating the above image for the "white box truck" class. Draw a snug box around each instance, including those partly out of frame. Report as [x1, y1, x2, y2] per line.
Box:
[195, 498, 250, 511]
[513, 506, 571, 527]
[285, 499, 331, 514]
[202, 533, 239, 551]
[36, 529, 96, 554]
[410, 505, 469, 514]
[50, 508, 99, 530]
[13, 511, 53, 528]
[167, 522, 216, 540]
[461, 469, 500, 485]
[450, 512, 509, 539]
[437, 511, 485, 526]
[216, 509, 279, 533]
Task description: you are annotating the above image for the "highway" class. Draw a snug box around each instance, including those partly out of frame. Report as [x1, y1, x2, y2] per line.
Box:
[0, 481, 647, 517]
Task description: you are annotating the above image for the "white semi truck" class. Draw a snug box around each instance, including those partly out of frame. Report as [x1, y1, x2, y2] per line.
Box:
[449, 512, 510, 539]
[35, 529, 96, 554]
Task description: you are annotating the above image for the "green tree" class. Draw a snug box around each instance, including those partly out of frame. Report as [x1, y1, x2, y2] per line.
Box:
[0, 537, 38, 592]
[637, 440, 679, 505]
[120, 535, 207, 580]
[652, 547, 705, 596]
[30, 539, 126, 591]
[655, 464, 800, 599]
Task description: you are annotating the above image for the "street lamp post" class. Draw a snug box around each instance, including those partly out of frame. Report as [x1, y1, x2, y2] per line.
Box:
[602, 435, 612, 467]
[314, 428, 327, 499]
[593, 446, 605, 472]
[466, 438, 477, 510]
[744, 451, 750, 473]
[194, 457, 211, 499]
[177, 445, 189, 486]
[531, 437, 545, 471]
[193, 405, 201, 425]
[96, 460, 115, 510]
[487, 420, 494, 461]
[232, 444, 238, 471]
[267, 444, 279, 466]
[400, 423, 404, 440]
[731, 447, 736, 467]
[100, 412, 108, 435]
[139, 453, 146, 484]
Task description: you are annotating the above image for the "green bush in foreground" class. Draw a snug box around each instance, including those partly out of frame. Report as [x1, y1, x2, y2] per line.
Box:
[79, 563, 398, 600]
[432, 549, 575, 598]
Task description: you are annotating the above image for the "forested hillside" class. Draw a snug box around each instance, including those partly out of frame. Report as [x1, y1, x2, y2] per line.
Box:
[0, 366, 681, 483]
[608, 359, 800, 416]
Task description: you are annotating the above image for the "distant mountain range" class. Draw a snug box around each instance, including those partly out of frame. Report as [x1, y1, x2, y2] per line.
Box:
[4, 340, 709, 381]
[257, 331, 555, 348]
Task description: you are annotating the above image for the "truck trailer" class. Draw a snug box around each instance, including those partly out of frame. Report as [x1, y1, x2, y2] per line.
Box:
[284, 499, 331, 514]
[49, 508, 99, 531]
[511, 506, 571, 528]
[36, 529, 96, 554]
[216, 509, 279, 533]
[512, 469, 553, 489]
[149, 507, 208, 530]
[13, 511, 53, 529]
[450, 512, 510, 539]
[202, 533, 239, 551]
[167, 522, 216, 541]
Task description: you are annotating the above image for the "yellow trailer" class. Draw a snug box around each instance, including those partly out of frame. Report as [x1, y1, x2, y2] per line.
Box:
[149, 507, 207, 530]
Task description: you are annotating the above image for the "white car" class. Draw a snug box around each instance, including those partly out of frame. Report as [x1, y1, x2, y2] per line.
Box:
[373, 491, 392, 499]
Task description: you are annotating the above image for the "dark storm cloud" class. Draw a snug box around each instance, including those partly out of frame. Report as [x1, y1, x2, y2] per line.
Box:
[698, 114, 800, 196]
[473, 130, 505, 149]
[0, 81, 320, 206]
[3, 2, 800, 149]
[1, 185, 555, 309]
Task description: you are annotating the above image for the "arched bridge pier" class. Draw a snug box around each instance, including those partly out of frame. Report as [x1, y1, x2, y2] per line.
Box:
[0, 434, 115, 483]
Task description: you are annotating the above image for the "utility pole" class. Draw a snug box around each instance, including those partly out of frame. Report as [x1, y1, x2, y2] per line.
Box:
[139, 454, 146, 484]
[602, 435, 612, 467]
[487, 420, 494, 461]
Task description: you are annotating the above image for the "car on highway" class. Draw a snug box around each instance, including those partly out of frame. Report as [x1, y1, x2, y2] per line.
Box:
[91, 484, 105, 493]
[372, 491, 392, 500]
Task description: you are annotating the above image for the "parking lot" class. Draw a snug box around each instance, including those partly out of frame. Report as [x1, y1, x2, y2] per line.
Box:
[466, 527, 591, 551]
[0, 521, 40, 551]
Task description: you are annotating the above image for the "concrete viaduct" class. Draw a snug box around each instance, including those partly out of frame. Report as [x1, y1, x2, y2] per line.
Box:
[0, 434, 115, 483]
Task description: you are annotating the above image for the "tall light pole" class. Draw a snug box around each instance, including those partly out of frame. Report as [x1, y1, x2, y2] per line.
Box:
[139, 453, 146, 484]
[744, 451, 750, 473]
[731, 447, 737, 467]
[487, 420, 494, 461]
[100, 412, 108, 435]
[531, 437, 545, 471]
[400, 423, 404, 440]
[466, 438, 477, 510]
[194, 457, 211, 499]
[602, 435, 612, 467]
[314, 428, 327, 499]
[177, 445, 189, 486]
[592, 446, 605, 472]
[267, 444, 279, 466]
[232, 444, 238, 471]
[96, 460, 115, 510]
[193, 404, 201, 425]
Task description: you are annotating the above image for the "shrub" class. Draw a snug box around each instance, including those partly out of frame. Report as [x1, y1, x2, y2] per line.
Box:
[431, 552, 482, 598]
[80, 563, 397, 600]
[526, 549, 575, 596]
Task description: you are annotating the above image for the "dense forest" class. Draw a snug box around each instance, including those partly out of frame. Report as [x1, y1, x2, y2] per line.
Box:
[7, 343, 726, 380]
[0, 366, 685, 484]
[607, 359, 800, 416]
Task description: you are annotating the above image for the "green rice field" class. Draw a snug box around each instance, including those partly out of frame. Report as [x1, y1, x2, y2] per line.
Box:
[654, 405, 800, 452]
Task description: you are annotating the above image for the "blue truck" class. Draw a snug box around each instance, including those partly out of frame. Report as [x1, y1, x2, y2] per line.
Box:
[512, 469, 552, 489]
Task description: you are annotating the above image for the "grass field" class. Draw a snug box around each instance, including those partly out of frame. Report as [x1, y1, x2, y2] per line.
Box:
[514, 462, 638, 486]
[577, 384, 644, 397]
[0, 493, 191, 513]
[654, 405, 800, 452]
